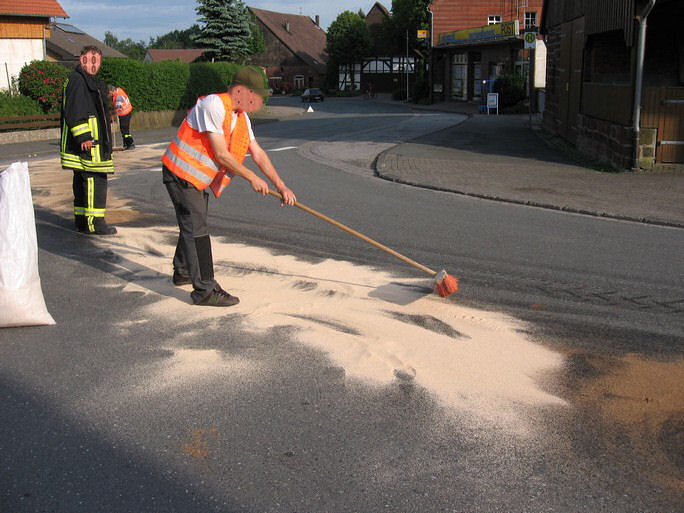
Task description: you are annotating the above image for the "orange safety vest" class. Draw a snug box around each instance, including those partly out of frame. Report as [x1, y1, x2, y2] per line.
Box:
[162, 93, 251, 198]
[113, 87, 133, 116]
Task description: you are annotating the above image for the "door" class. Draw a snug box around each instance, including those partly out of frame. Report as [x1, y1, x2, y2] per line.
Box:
[558, 17, 585, 142]
[451, 54, 467, 100]
[642, 87, 684, 163]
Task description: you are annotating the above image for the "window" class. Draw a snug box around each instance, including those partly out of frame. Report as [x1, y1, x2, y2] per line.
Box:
[488, 15, 501, 25]
[294, 75, 304, 89]
[363, 59, 392, 73]
[583, 31, 631, 84]
[524, 12, 537, 29]
[392, 56, 415, 73]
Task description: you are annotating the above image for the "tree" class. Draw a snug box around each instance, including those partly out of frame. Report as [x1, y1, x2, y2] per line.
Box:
[193, 0, 252, 63]
[383, 0, 432, 101]
[381, 0, 431, 55]
[326, 11, 371, 91]
[104, 32, 147, 60]
[247, 14, 265, 56]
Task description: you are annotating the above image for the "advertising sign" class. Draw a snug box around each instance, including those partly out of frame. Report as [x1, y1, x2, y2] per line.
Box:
[438, 21, 519, 46]
[487, 93, 499, 114]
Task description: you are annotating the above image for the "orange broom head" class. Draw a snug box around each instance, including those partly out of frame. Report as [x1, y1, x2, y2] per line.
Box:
[434, 270, 459, 298]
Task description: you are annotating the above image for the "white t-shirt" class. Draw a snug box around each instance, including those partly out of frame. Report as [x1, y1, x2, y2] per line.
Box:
[186, 94, 255, 141]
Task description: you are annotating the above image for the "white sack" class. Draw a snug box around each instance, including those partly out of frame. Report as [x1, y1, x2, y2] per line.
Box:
[0, 161, 55, 327]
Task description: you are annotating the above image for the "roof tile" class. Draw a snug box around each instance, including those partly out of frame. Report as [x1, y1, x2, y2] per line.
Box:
[0, 0, 68, 18]
[249, 7, 327, 73]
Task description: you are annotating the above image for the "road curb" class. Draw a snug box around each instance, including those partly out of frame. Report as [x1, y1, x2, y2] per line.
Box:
[374, 151, 684, 229]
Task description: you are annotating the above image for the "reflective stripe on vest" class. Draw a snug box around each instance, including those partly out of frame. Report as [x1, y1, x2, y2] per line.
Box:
[161, 93, 250, 198]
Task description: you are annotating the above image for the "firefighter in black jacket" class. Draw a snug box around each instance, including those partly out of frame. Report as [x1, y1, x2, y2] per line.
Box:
[60, 45, 116, 235]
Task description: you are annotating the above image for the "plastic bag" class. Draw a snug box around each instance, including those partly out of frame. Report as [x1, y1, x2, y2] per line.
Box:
[0, 162, 55, 327]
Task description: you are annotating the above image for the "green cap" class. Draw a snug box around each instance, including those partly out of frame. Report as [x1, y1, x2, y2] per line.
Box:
[231, 67, 269, 97]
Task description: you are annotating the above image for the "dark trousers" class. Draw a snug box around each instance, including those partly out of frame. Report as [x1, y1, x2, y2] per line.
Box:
[73, 170, 108, 232]
[163, 166, 217, 303]
[118, 114, 133, 146]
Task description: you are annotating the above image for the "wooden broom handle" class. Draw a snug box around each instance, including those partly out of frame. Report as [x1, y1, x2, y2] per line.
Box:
[268, 190, 437, 277]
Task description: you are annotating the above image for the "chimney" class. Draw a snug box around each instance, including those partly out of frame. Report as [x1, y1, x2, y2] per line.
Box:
[315, 15, 320, 27]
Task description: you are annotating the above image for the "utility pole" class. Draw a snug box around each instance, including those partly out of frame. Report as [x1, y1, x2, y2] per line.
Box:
[406, 29, 409, 101]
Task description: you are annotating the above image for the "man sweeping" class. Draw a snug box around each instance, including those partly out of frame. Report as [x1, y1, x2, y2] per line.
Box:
[162, 67, 296, 307]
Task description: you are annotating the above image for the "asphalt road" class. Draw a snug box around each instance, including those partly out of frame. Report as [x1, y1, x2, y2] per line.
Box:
[1, 97, 682, 512]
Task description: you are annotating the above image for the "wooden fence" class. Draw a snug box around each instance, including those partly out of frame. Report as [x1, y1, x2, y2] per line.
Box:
[0, 113, 60, 132]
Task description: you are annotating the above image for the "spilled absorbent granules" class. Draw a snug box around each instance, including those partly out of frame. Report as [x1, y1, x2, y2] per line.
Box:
[95, 226, 566, 434]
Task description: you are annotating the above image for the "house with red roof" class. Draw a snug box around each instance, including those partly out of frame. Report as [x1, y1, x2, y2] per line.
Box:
[247, 7, 327, 92]
[0, 0, 68, 89]
[143, 48, 206, 64]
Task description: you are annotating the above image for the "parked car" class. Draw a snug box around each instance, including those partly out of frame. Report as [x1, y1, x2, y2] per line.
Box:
[301, 88, 324, 102]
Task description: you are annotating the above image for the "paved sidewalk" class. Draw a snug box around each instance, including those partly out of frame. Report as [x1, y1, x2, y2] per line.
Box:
[373, 103, 684, 228]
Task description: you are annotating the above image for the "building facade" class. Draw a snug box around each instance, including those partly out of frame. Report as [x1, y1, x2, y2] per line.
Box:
[342, 2, 416, 96]
[541, 0, 683, 169]
[248, 7, 327, 92]
[429, 0, 545, 104]
[0, 0, 67, 90]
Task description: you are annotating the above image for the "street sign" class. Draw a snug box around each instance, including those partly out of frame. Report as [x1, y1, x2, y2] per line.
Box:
[524, 31, 537, 49]
[417, 29, 428, 39]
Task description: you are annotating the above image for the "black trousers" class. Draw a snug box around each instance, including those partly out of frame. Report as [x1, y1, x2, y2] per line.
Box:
[163, 166, 217, 303]
[73, 170, 109, 232]
[118, 114, 134, 146]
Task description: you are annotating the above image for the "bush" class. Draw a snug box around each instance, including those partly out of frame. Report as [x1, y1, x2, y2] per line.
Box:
[99, 59, 253, 112]
[13, 59, 267, 118]
[493, 74, 527, 107]
[0, 91, 42, 116]
[18, 60, 70, 113]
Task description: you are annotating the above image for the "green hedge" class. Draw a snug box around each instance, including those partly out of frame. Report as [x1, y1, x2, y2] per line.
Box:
[99, 58, 252, 112]
[0, 91, 43, 116]
[14, 59, 265, 116]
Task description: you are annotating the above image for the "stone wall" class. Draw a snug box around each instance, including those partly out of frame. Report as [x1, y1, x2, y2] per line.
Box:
[574, 114, 633, 169]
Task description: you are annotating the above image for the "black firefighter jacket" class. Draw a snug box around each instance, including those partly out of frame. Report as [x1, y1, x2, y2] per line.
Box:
[60, 65, 114, 173]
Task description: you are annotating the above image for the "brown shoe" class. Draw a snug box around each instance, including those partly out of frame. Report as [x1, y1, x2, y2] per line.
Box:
[196, 287, 240, 307]
[172, 271, 192, 286]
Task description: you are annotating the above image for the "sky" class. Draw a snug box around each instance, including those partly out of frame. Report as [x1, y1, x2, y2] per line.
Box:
[57, 0, 378, 43]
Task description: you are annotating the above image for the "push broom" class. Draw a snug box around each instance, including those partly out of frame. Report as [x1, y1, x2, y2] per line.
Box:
[268, 190, 459, 298]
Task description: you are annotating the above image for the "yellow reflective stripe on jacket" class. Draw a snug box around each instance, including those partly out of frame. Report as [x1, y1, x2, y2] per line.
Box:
[71, 122, 90, 138]
[83, 160, 114, 172]
[88, 117, 101, 163]
[60, 153, 83, 167]
[60, 153, 114, 173]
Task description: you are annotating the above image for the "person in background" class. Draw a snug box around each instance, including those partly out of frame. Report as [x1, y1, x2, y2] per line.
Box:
[60, 45, 116, 235]
[108, 85, 135, 150]
[162, 67, 297, 307]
